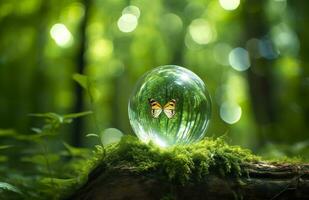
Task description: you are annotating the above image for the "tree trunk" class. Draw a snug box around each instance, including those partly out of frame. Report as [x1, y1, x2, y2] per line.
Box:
[72, 0, 91, 146]
[242, 0, 278, 147]
[68, 162, 309, 200]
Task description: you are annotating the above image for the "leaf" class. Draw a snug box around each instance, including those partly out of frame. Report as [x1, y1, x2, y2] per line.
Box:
[14, 133, 48, 141]
[0, 130, 41, 142]
[86, 133, 99, 138]
[21, 154, 60, 165]
[29, 111, 92, 121]
[73, 73, 89, 90]
[29, 111, 92, 127]
[31, 128, 42, 134]
[28, 112, 62, 120]
[0, 129, 17, 137]
[63, 111, 93, 120]
[73, 73, 101, 102]
[63, 142, 90, 157]
[29, 112, 64, 125]
[0, 182, 22, 195]
[0, 145, 13, 150]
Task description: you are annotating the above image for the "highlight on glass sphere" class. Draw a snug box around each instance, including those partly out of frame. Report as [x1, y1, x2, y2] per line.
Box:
[128, 65, 211, 147]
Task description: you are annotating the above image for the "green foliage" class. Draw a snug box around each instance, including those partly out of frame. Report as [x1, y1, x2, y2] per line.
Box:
[0, 182, 22, 195]
[29, 111, 93, 134]
[0, 125, 305, 199]
[0, 145, 13, 150]
[0, 112, 95, 200]
[259, 141, 309, 162]
[96, 135, 259, 185]
[72, 73, 90, 91]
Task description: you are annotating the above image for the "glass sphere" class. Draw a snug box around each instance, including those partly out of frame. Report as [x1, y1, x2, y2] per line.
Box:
[128, 65, 211, 147]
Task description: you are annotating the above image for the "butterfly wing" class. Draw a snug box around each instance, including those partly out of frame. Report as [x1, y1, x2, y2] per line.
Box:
[148, 98, 162, 118]
[163, 99, 176, 119]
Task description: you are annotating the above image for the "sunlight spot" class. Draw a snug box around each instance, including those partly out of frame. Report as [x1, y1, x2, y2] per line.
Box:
[122, 5, 140, 18]
[89, 39, 113, 60]
[219, 0, 240, 11]
[189, 19, 216, 45]
[220, 102, 242, 124]
[153, 135, 168, 148]
[66, 2, 85, 22]
[180, 72, 190, 81]
[229, 47, 251, 71]
[50, 23, 73, 47]
[117, 13, 138, 33]
[101, 128, 123, 146]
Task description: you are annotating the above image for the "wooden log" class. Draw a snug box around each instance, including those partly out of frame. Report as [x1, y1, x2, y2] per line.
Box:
[68, 162, 309, 200]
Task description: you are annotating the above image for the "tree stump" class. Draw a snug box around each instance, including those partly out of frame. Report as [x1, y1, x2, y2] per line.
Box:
[68, 162, 309, 200]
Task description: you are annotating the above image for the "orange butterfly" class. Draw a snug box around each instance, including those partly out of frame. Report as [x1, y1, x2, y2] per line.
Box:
[148, 98, 176, 118]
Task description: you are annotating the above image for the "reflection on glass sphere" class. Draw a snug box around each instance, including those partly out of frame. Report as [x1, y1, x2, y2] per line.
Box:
[128, 65, 211, 147]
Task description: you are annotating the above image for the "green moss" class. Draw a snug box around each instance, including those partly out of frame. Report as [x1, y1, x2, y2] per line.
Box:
[264, 156, 305, 164]
[93, 135, 260, 184]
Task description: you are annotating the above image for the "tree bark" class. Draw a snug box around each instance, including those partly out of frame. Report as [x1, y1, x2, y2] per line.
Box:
[68, 162, 309, 200]
[72, 0, 91, 146]
[242, 0, 278, 147]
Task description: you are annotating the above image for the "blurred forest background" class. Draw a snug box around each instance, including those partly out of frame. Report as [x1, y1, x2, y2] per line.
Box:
[1, 0, 309, 156]
[1, 0, 309, 198]
[1, 0, 309, 196]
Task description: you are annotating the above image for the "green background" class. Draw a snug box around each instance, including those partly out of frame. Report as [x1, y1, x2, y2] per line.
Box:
[0, 0, 309, 158]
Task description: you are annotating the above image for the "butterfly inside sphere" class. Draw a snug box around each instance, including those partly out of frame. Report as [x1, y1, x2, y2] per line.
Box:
[148, 98, 176, 119]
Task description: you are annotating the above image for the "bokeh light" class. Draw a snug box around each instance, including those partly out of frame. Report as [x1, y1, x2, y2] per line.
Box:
[271, 23, 300, 56]
[258, 38, 278, 60]
[219, 0, 240, 11]
[189, 19, 216, 45]
[228, 47, 251, 71]
[117, 13, 138, 33]
[161, 13, 183, 33]
[220, 101, 242, 124]
[213, 43, 232, 66]
[66, 2, 85, 23]
[266, 0, 287, 16]
[89, 39, 113, 60]
[100, 128, 123, 146]
[50, 23, 73, 47]
[122, 5, 140, 18]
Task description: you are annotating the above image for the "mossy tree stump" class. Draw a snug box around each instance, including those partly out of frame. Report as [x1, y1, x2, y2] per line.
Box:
[67, 136, 309, 200]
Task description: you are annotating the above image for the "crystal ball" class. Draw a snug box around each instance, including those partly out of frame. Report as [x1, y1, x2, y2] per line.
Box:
[128, 65, 211, 147]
